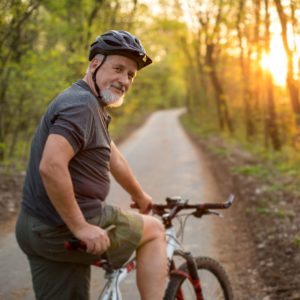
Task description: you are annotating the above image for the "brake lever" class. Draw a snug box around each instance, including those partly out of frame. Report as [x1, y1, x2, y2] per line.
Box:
[207, 210, 223, 217]
[193, 209, 223, 218]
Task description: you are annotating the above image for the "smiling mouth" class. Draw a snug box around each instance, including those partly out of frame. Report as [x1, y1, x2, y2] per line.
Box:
[111, 84, 125, 93]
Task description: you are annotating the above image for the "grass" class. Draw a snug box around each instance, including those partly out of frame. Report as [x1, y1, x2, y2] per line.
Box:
[180, 113, 218, 139]
[180, 111, 300, 198]
[206, 145, 229, 158]
[230, 165, 270, 178]
[292, 236, 300, 247]
[257, 200, 270, 215]
[265, 182, 285, 193]
[274, 208, 295, 219]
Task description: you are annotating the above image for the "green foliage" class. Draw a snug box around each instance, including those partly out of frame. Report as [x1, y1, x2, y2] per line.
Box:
[4, 0, 298, 180]
[180, 112, 219, 139]
[292, 236, 300, 247]
[274, 208, 294, 219]
[207, 146, 229, 158]
[0, 0, 190, 169]
[257, 206, 270, 215]
[256, 199, 270, 215]
[265, 182, 285, 193]
[230, 165, 270, 178]
[245, 207, 253, 215]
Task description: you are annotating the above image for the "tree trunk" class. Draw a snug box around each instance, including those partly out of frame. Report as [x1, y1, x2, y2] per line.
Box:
[274, 0, 300, 125]
[180, 37, 199, 112]
[205, 44, 234, 133]
[0, 69, 11, 161]
[264, 0, 281, 150]
[265, 73, 281, 150]
[194, 32, 209, 109]
[252, 0, 263, 127]
[236, 0, 256, 139]
[85, 0, 106, 48]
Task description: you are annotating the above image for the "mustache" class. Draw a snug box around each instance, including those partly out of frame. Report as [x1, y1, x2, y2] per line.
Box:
[110, 83, 125, 93]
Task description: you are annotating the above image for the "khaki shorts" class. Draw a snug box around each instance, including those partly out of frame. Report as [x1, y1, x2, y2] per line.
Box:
[16, 204, 143, 300]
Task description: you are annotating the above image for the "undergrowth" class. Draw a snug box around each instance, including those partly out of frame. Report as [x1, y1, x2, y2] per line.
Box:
[180, 112, 300, 196]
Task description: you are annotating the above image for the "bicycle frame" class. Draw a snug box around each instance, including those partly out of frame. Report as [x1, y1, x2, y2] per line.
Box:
[96, 226, 187, 300]
[65, 196, 234, 299]
[98, 259, 136, 300]
[169, 250, 204, 300]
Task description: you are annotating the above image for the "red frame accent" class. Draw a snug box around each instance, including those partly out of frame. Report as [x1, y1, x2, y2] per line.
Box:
[126, 261, 136, 273]
[171, 270, 204, 300]
[94, 260, 103, 267]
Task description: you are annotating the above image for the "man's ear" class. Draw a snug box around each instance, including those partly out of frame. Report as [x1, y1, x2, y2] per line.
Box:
[89, 57, 101, 72]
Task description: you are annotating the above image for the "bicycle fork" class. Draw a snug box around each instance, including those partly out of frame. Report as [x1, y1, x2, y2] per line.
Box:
[171, 251, 204, 300]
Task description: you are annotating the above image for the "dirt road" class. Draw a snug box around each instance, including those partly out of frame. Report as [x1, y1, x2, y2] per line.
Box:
[0, 108, 236, 299]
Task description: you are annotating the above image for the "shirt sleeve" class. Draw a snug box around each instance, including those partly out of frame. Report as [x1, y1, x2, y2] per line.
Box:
[49, 103, 95, 153]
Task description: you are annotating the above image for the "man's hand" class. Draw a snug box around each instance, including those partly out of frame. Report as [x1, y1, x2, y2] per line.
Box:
[73, 223, 111, 255]
[132, 191, 153, 214]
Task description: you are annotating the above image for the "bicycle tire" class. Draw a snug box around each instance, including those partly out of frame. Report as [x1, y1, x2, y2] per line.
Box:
[164, 256, 233, 300]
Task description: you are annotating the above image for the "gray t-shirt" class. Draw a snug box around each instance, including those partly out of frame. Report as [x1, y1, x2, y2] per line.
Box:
[22, 80, 111, 226]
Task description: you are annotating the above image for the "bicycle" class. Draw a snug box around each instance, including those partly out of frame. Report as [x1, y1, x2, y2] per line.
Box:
[65, 194, 235, 300]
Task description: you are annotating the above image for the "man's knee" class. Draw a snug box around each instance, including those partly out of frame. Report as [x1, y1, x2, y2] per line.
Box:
[139, 215, 165, 245]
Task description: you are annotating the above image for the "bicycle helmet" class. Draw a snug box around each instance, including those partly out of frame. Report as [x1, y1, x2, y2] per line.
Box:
[89, 30, 152, 70]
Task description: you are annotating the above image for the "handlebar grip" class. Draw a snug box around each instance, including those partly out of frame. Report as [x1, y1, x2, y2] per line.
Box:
[64, 240, 110, 269]
[64, 238, 87, 251]
[64, 238, 86, 250]
[64, 225, 116, 251]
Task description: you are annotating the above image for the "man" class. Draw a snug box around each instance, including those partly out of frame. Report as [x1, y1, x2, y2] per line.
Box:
[16, 30, 167, 300]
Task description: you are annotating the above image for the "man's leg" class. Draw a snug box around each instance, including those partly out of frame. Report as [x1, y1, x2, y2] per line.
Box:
[28, 255, 90, 300]
[16, 208, 91, 300]
[136, 215, 167, 300]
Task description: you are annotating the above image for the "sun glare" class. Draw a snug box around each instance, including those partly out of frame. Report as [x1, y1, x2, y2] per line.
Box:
[260, 35, 288, 86]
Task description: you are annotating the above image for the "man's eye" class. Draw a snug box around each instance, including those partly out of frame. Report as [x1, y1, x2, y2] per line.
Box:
[115, 67, 122, 72]
[128, 73, 136, 80]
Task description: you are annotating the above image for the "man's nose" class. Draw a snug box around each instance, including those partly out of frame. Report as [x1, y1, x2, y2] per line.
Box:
[118, 73, 130, 89]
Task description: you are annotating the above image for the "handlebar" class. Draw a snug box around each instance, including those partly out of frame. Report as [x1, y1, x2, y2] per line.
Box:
[130, 194, 234, 227]
[153, 194, 234, 213]
[65, 195, 234, 253]
[152, 194, 234, 223]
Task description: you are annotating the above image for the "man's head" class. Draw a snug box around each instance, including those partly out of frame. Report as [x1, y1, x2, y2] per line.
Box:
[87, 30, 152, 106]
[89, 30, 152, 70]
[89, 54, 137, 107]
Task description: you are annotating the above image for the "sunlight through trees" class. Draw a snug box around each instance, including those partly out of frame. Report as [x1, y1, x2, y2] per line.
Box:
[1, 0, 300, 168]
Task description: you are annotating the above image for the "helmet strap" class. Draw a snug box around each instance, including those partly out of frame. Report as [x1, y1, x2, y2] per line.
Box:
[92, 55, 107, 101]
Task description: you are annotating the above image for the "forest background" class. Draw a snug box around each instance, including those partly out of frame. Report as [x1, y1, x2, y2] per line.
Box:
[1, 0, 300, 175]
[1, 1, 300, 298]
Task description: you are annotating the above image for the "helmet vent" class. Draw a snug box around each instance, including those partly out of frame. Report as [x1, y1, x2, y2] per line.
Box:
[123, 36, 131, 45]
[105, 40, 121, 47]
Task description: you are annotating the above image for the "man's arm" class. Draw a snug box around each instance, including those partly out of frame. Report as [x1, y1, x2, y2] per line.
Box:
[110, 141, 152, 213]
[39, 134, 110, 255]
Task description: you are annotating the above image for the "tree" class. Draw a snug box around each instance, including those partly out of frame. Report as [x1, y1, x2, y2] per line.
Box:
[236, 0, 256, 139]
[264, 0, 281, 150]
[0, 0, 41, 161]
[274, 0, 300, 126]
[199, 0, 234, 133]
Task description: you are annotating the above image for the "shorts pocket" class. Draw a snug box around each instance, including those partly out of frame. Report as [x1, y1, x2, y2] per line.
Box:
[32, 220, 69, 239]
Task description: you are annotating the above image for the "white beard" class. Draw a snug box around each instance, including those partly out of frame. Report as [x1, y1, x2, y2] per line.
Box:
[100, 86, 125, 107]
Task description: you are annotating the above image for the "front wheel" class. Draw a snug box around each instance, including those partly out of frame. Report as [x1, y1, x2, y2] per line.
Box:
[164, 256, 233, 300]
